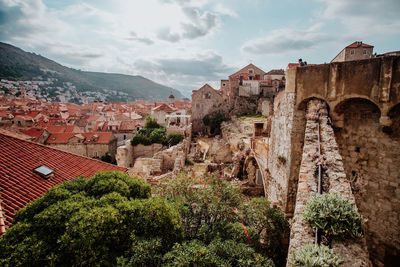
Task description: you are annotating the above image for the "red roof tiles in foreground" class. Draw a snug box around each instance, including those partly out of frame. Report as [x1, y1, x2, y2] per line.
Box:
[0, 133, 126, 231]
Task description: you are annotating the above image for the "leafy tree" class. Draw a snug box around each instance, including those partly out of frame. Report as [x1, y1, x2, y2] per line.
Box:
[303, 193, 364, 241]
[0, 171, 180, 267]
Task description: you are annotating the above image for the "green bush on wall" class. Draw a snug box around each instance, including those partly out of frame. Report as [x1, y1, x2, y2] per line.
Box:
[290, 244, 341, 267]
[303, 193, 364, 240]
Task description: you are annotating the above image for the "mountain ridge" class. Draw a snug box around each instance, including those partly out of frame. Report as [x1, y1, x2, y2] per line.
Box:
[0, 42, 183, 101]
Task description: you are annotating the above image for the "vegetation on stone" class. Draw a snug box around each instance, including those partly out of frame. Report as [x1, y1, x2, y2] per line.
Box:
[203, 112, 227, 134]
[290, 244, 341, 267]
[131, 116, 183, 147]
[303, 193, 364, 240]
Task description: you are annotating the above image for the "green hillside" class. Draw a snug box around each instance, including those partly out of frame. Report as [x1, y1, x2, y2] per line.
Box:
[0, 42, 183, 101]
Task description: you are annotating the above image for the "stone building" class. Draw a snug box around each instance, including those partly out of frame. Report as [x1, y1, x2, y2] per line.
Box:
[191, 84, 224, 134]
[46, 132, 117, 158]
[331, 41, 374, 62]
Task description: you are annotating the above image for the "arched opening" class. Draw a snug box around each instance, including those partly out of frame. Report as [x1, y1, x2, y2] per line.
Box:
[334, 97, 400, 265]
[298, 96, 330, 113]
[334, 98, 381, 133]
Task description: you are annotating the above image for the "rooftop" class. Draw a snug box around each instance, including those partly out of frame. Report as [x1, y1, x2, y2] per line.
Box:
[0, 132, 126, 232]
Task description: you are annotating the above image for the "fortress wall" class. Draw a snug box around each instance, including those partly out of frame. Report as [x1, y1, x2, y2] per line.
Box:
[335, 99, 400, 266]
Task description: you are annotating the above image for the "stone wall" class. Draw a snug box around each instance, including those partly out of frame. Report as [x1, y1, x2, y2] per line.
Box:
[287, 99, 371, 267]
[133, 143, 164, 161]
[267, 89, 306, 212]
[335, 99, 400, 266]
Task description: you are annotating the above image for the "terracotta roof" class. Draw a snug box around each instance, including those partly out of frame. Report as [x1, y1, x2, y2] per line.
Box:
[20, 128, 45, 141]
[265, 69, 285, 75]
[152, 103, 178, 113]
[46, 125, 78, 134]
[346, 41, 373, 48]
[46, 132, 114, 144]
[0, 133, 126, 231]
[120, 120, 142, 131]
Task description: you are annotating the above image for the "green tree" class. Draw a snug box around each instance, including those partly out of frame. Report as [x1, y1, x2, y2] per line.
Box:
[0, 171, 181, 267]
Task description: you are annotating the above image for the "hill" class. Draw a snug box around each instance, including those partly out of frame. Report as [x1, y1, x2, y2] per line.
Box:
[0, 42, 183, 101]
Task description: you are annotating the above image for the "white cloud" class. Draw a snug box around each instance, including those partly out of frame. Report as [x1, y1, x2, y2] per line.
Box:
[214, 3, 238, 17]
[242, 23, 329, 54]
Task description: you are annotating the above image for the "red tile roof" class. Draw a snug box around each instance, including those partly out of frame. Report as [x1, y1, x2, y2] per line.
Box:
[20, 128, 45, 141]
[0, 133, 126, 231]
[266, 69, 285, 75]
[46, 132, 115, 144]
[346, 41, 373, 48]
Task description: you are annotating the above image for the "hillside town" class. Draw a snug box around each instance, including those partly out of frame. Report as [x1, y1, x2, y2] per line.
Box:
[1, 39, 400, 267]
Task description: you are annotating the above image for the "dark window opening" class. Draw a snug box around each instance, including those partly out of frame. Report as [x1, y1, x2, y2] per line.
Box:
[355, 147, 360, 152]
[352, 170, 356, 177]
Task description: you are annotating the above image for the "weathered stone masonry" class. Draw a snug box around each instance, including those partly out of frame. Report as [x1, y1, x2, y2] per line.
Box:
[266, 56, 400, 266]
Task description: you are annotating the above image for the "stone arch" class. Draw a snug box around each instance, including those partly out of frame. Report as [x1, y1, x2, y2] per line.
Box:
[242, 155, 267, 196]
[297, 95, 329, 111]
[332, 97, 381, 129]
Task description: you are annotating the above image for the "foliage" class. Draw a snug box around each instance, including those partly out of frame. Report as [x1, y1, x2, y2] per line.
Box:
[131, 116, 184, 147]
[290, 244, 341, 267]
[155, 172, 286, 266]
[155, 173, 243, 240]
[150, 128, 166, 144]
[130, 134, 151, 146]
[242, 198, 288, 265]
[100, 152, 116, 164]
[165, 133, 184, 146]
[0, 171, 181, 267]
[303, 193, 364, 240]
[144, 115, 162, 129]
[203, 112, 227, 134]
[163, 239, 275, 267]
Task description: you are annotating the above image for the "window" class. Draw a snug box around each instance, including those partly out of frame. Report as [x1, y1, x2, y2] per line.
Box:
[123, 135, 126, 140]
[350, 50, 355, 55]
[363, 49, 367, 55]
[94, 151, 98, 157]
[222, 83, 226, 86]
[249, 69, 254, 74]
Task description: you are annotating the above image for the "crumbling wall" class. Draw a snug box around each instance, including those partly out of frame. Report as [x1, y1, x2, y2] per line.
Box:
[335, 99, 400, 266]
[287, 99, 371, 267]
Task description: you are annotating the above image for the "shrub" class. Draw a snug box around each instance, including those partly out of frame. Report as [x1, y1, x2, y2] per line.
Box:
[303, 193, 364, 240]
[101, 152, 116, 164]
[144, 115, 162, 129]
[290, 244, 341, 267]
[165, 133, 183, 146]
[163, 239, 274, 267]
[150, 128, 166, 144]
[131, 134, 151, 146]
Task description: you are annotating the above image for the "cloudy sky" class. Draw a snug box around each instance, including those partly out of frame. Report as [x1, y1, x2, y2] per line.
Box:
[1, 0, 400, 96]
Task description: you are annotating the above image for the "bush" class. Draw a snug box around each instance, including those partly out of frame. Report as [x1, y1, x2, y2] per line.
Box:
[131, 134, 151, 146]
[165, 133, 184, 146]
[163, 239, 274, 267]
[303, 193, 364, 240]
[290, 244, 341, 267]
[101, 152, 116, 164]
[150, 128, 166, 144]
[144, 115, 162, 129]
